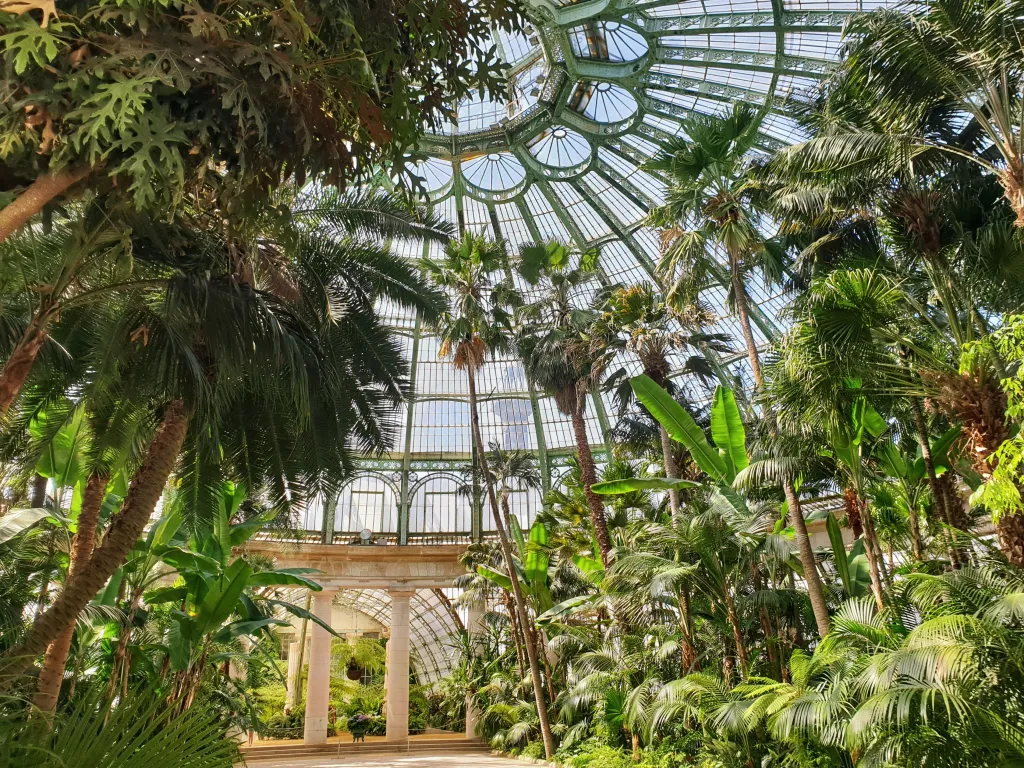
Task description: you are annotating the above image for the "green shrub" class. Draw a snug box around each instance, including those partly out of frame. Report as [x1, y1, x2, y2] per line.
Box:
[566, 745, 632, 768]
[522, 741, 546, 759]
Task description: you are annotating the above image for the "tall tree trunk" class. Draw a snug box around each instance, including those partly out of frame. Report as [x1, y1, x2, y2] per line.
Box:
[467, 366, 555, 760]
[0, 400, 189, 681]
[570, 399, 613, 568]
[723, 587, 749, 679]
[729, 255, 762, 387]
[783, 481, 830, 638]
[0, 302, 59, 416]
[0, 170, 90, 245]
[33, 473, 108, 712]
[660, 425, 682, 524]
[909, 396, 957, 566]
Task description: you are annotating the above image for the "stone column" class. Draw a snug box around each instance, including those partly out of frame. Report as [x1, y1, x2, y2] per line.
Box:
[284, 640, 300, 713]
[303, 589, 336, 745]
[465, 601, 485, 739]
[386, 589, 415, 743]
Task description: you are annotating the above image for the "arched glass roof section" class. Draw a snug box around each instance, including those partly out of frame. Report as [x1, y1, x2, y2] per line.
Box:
[335, 589, 464, 684]
[291, 0, 901, 544]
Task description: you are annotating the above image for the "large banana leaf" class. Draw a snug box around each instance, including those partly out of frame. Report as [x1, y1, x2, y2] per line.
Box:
[631, 374, 726, 480]
[711, 385, 748, 482]
[523, 522, 549, 586]
[477, 564, 514, 592]
[826, 514, 871, 598]
[211, 617, 287, 644]
[194, 559, 252, 636]
[0, 507, 52, 544]
[265, 598, 343, 637]
[536, 594, 598, 625]
[591, 477, 701, 494]
[248, 570, 323, 590]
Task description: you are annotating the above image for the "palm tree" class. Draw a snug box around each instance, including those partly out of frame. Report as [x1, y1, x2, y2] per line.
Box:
[645, 102, 782, 388]
[593, 284, 722, 523]
[516, 242, 614, 568]
[775, 0, 1024, 226]
[0, 189, 448, 691]
[421, 234, 556, 759]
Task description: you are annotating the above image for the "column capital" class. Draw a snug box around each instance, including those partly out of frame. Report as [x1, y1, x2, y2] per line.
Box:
[388, 588, 417, 599]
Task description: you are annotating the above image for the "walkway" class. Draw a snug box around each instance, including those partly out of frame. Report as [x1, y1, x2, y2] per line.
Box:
[241, 753, 524, 768]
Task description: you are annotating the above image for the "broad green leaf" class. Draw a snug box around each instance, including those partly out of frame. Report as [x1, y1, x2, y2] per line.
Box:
[826, 514, 852, 595]
[591, 477, 701, 495]
[931, 427, 962, 473]
[631, 375, 726, 480]
[846, 540, 872, 598]
[265, 598, 343, 637]
[157, 546, 220, 574]
[211, 617, 287, 644]
[510, 513, 526, 558]
[537, 595, 597, 625]
[144, 586, 188, 605]
[0, 507, 51, 543]
[33, 407, 87, 488]
[476, 564, 513, 592]
[194, 559, 251, 636]
[572, 554, 604, 585]
[147, 511, 182, 550]
[710, 386, 748, 481]
[96, 568, 124, 606]
[248, 571, 323, 590]
[229, 518, 270, 547]
[523, 522, 549, 587]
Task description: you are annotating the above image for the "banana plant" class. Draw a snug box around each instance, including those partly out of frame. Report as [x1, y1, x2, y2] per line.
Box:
[592, 375, 742, 504]
[476, 517, 554, 615]
[142, 483, 336, 705]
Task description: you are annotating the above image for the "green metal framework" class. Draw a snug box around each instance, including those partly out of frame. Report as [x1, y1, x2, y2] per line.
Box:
[302, 0, 888, 546]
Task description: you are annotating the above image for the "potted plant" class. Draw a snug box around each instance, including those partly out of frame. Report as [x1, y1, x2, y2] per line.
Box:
[347, 713, 372, 742]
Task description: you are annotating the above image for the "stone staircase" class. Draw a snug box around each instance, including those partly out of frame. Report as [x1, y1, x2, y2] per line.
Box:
[240, 736, 491, 763]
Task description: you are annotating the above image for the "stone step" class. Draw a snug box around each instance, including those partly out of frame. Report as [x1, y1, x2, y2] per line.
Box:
[241, 738, 490, 762]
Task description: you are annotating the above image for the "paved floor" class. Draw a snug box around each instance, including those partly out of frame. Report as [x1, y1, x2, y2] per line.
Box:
[243, 754, 524, 768]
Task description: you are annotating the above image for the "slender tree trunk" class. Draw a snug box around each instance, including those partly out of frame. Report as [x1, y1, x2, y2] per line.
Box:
[0, 400, 189, 681]
[723, 587, 749, 679]
[0, 302, 60, 416]
[570, 399, 613, 568]
[660, 425, 682, 524]
[467, 366, 555, 760]
[27, 474, 48, 509]
[0, 170, 90, 245]
[33, 473, 108, 712]
[783, 481, 830, 637]
[909, 396, 957, 566]
[729, 255, 762, 387]
[503, 591, 527, 679]
[287, 591, 312, 713]
[857, 497, 886, 612]
[751, 565, 781, 680]
[677, 586, 698, 673]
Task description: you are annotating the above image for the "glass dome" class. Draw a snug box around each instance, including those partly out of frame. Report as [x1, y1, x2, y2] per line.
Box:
[311, 0, 894, 545]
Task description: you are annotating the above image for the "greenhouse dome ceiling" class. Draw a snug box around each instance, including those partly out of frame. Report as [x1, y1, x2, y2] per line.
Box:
[306, 0, 892, 546]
